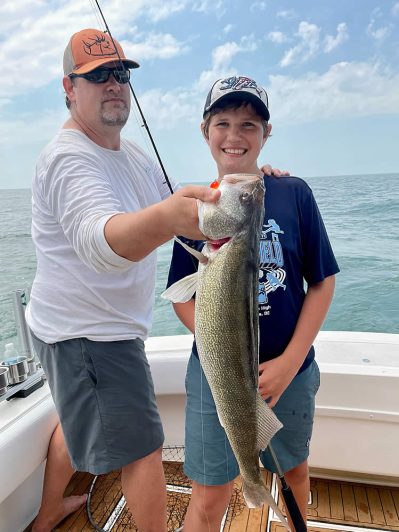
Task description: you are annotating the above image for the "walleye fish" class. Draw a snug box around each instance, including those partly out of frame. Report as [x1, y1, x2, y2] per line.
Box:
[163, 174, 286, 521]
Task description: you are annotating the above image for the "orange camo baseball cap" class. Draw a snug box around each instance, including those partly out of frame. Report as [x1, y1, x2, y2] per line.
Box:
[63, 28, 139, 75]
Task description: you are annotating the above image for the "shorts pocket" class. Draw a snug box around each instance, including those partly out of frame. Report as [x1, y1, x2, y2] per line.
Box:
[312, 360, 320, 394]
[80, 340, 98, 387]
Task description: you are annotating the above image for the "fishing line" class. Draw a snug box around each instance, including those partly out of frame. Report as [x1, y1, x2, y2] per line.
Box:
[88, 0, 174, 194]
[200, 359, 212, 532]
[88, 0, 104, 33]
[86, 0, 150, 155]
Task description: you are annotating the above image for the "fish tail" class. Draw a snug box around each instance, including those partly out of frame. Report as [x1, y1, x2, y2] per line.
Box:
[242, 480, 290, 530]
[256, 393, 283, 450]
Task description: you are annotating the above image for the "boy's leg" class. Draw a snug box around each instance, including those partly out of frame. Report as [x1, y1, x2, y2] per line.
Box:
[32, 423, 87, 532]
[260, 360, 320, 529]
[183, 480, 234, 532]
[280, 459, 309, 528]
[121, 446, 167, 532]
[183, 353, 239, 531]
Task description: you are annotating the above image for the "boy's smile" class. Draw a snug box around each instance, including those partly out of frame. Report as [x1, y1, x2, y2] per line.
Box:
[206, 105, 269, 177]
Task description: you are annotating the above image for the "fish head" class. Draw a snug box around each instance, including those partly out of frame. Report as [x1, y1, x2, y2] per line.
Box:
[199, 173, 265, 243]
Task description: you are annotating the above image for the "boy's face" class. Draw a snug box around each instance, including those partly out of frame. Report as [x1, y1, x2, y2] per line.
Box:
[204, 104, 270, 178]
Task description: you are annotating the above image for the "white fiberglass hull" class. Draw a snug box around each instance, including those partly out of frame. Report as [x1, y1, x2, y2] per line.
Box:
[0, 331, 398, 532]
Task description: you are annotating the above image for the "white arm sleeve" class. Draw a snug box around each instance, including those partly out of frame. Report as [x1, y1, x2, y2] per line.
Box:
[43, 152, 133, 272]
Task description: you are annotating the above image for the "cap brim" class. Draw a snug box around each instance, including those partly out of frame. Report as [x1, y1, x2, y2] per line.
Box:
[72, 58, 140, 74]
[204, 91, 269, 121]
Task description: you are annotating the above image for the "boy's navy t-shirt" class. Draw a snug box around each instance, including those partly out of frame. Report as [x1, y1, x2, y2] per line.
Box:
[166, 175, 340, 373]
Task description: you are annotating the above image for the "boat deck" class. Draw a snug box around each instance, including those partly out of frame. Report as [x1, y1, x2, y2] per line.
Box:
[27, 459, 399, 532]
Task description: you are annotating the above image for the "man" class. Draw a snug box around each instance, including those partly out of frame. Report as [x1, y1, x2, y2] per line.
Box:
[27, 28, 220, 532]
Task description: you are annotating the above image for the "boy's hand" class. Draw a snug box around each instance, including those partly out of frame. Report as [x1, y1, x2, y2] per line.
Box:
[261, 164, 290, 177]
[258, 355, 297, 407]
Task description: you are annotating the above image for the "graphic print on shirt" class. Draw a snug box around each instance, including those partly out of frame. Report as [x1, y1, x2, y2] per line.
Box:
[258, 219, 286, 316]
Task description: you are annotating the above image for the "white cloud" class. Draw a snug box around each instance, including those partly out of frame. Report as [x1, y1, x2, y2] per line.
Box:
[134, 88, 198, 130]
[0, 0, 190, 99]
[366, 9, 390, 41]
[212, 37, 257, 70]
[123, 33, 189, 61]
[281, 21, 320, 67]
[324, 22, 348, 52]
[280, 21, 349, 66]
[223, 24, 234, 35]
[192, 0, 225, 16]
[367, 23, 390, 40]
[250, 2, 267, 12]
[276, 9, 296, 20]
[0, 107, 66, 149]
[143, 0, 187, 22]
[267, 31, 287, 44]
[392, 2, 399, 16]
[138, 34, 260, 131]
[0, 0, 46, 31]
[268, 61, 399, 124]
[195, 35, 258, 105]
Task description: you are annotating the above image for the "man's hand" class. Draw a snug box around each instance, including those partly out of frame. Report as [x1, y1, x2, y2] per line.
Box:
[104, 184, 220, 262]
[163, 185, 220, 240]
[261, 164, 290, 177]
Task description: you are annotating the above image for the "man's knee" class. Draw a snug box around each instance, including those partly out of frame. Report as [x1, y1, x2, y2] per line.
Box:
[123, 446, 163, 473]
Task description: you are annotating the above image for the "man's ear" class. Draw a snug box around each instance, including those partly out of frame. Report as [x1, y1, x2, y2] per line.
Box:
[200, 122, 210, 144]
[63, 76, 76, 104]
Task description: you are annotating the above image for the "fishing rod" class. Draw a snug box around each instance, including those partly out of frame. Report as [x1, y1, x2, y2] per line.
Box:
[268, 444, 307, 532]
[91, 0, 174, 196]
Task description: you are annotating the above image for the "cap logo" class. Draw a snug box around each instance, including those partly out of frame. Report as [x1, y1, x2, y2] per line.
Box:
[81, 33, 117, 57]
[221, 76, 263, 97]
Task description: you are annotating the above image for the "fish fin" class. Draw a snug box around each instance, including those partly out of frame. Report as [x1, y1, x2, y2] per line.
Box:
[174, 237, 208, 264]
[161, 274, 198, 303]
[242, 480, 290, 529]
[256, 393, 283, 450]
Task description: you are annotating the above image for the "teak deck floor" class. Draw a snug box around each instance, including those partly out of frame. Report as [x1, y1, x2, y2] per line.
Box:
[29, 461, 399, 532]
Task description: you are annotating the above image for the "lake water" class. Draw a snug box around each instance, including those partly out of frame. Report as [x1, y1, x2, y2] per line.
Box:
[0, 173, 398, 359]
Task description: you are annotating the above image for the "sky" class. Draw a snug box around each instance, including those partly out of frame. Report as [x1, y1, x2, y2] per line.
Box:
[0, 0, 398, 189]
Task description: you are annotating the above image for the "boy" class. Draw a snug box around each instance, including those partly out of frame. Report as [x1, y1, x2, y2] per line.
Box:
[166, 75, 339, 531]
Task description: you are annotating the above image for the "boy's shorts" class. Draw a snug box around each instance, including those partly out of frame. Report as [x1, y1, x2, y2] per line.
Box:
[32, 333, 164, 475]
[184, 353, 320, 485]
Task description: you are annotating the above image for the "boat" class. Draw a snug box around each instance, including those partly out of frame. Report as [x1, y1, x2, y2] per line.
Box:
[0, 294, 398, 531]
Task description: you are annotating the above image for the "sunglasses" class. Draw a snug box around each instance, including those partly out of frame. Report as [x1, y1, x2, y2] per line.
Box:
[69, 67, 130, 85]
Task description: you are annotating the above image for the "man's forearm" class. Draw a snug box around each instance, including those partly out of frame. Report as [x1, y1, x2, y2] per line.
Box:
[104, 185, 220, 262]
[104, 203, 174, 262]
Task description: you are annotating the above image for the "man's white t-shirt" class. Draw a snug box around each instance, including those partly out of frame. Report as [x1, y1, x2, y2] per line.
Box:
[26, 129, 176, 343]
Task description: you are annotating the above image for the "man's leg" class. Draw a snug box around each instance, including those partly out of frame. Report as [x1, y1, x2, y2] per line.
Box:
[32, 423, 87, 532]
[280, 459, 309, 529]
[121, 446, 167, 532]
[182, 480, 234, 532]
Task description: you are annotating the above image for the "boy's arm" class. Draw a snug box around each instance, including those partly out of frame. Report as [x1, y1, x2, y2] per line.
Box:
[258, 274, 335, 407]
[173, 300, 196, 334]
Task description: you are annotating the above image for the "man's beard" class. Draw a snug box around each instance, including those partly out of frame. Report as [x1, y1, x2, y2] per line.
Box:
[100, 103, 130, 126]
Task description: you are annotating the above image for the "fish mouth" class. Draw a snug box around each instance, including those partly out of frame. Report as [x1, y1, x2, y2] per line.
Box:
[208, 237, 231, 251]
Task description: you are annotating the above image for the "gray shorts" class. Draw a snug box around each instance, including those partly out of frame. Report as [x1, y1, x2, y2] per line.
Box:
[31, 333, 164, 475]
[184, 353, 320, 485]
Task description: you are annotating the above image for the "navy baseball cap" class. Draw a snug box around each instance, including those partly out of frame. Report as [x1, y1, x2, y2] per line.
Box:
[203, 76, 270, 120]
